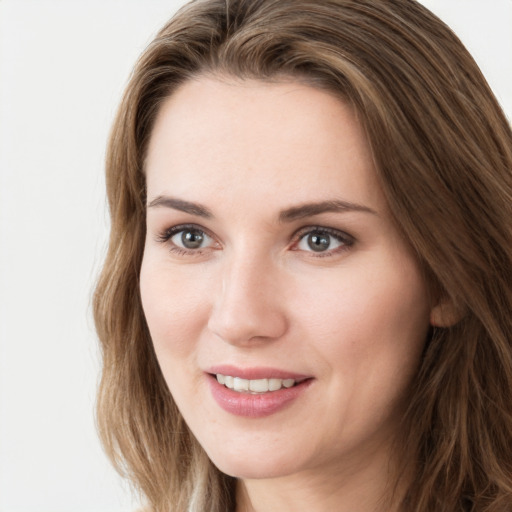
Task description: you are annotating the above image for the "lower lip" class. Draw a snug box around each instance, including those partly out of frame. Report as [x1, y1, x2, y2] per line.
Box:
[208, 375, 312, 418]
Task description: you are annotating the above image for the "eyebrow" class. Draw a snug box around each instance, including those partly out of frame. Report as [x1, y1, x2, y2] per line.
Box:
[147, 196, 213, 218]
[147, 195, 377, 221]
[278, 200, 377, 222]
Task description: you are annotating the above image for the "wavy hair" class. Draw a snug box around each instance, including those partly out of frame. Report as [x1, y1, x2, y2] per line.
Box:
[93, 1, 512, 510]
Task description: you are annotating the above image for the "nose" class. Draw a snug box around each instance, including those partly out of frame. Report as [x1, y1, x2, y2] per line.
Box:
[207, 253, 288, 346]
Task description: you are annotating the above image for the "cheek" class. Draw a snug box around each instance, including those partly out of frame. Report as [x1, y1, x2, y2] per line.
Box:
[139, 253, 211, 360]
[295, 260, 429, 339]
[291, 255, 431, 393]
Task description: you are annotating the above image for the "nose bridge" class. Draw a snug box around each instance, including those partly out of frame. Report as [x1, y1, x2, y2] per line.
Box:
[208, 245, 287, 345]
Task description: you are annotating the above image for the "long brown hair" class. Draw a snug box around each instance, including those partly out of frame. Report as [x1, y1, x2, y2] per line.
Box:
[93, 1, 512, 510]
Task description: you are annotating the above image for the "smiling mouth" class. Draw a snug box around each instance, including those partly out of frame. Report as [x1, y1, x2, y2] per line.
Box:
[208, 371, 314, 417]
[214, 374, 302, 393]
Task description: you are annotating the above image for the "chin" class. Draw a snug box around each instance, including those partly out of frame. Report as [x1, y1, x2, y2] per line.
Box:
[206, 447, 303, 480]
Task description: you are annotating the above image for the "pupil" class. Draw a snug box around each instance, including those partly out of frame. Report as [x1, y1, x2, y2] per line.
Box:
[182, 230, 204, 249]
[307, 233, 330, 252]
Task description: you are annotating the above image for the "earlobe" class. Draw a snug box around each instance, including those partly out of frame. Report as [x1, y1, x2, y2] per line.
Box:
[430, 298, 463, 327]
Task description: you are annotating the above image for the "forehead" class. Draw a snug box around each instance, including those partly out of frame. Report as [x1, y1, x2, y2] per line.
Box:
[145, 76, 384, 213]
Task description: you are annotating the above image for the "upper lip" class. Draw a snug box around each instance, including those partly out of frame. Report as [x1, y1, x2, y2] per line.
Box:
[206, 365, 311, 381]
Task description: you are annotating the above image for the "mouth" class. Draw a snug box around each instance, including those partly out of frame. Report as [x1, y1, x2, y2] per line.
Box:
[206, 367, 313, 417]
[213, 373, 305, 394]
[205, 366, 313, 417]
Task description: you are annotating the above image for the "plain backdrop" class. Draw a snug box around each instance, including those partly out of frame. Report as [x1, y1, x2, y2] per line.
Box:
[0, 1, 510, 511]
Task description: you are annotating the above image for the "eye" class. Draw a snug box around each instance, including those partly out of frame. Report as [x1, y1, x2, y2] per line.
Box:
[295, 227, 353, 254]
[156, 224, 217, 254]
[171, 227, 212, 250]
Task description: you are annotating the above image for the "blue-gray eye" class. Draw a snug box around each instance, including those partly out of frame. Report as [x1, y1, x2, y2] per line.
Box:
[297, 230, 345, 252]
[171, 228, 212, 249]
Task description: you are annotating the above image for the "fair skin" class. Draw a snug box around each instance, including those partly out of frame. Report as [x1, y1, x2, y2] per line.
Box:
[140, 76, 434, 512]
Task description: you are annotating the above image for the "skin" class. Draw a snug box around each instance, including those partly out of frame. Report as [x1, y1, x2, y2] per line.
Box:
[140, 76, 434, 512]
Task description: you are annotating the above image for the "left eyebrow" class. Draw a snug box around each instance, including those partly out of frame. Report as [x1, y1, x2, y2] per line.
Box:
[278, 200, 377, 222]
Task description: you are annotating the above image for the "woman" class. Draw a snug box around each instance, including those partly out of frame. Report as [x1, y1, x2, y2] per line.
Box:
[93, 1, 512, 510]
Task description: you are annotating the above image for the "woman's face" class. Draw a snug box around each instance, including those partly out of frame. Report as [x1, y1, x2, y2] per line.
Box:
[140, 77, 432, 480]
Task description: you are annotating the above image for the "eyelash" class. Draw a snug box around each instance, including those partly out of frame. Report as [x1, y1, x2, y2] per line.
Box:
[155, 224, 355, 257]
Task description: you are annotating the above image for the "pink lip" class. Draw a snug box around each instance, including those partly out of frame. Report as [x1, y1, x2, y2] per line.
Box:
[207, 365, 310, 381]
[206, 366, 313, 418]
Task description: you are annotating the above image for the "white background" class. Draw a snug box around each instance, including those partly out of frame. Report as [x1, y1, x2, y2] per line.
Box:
[0, 1, 510, 511]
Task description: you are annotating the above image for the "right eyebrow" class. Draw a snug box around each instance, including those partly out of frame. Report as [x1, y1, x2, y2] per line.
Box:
[278, 199, 377, 222]
[147, 196, 213, 218]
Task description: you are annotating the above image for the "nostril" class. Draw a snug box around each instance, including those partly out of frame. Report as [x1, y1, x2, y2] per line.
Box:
[207, 303, 288, 345]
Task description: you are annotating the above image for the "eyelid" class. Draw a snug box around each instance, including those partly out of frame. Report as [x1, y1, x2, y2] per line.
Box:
[156, 223, 208, 240]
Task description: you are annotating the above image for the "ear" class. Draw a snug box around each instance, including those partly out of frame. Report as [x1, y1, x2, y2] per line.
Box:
[430, 296, 463, 327]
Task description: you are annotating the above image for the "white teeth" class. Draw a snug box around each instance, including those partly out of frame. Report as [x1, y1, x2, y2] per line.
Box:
[216, 374, 297, 393]
[249, 379, 268, 393]
[233, 377, 249, 391]
[268, 378, 282, 391]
